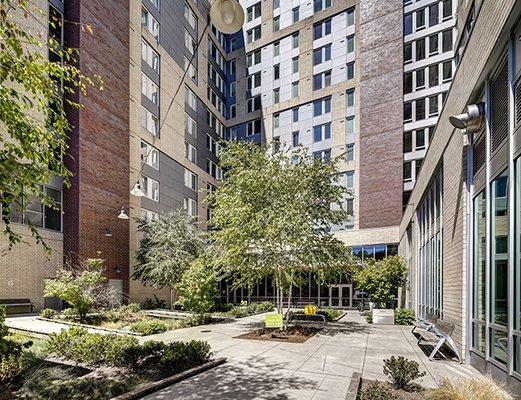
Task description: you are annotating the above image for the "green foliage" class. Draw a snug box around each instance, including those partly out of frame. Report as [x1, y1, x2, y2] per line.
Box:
[317, 308, 343, 322]
[360, 381, 397, 400]
[133, 210, 204, 292]
[222, 301, 274, 318]
[353, 256, 408, 306]
[125, 303, 142, 313]
[184, 314, 213, 326]
[44, 258, 107, 321]
[208, 141, 353, 313]
[427, 376, 513, 400]
[39, 308, 56, 319]
[366, 311, 373, 324]
[0, 0, 101, 250]
[44, 327, 211, 373]
[129, 320, 167, 335]
[61, 307, 78, 320]
[141, 295, 168, 310]
[0, 306, 32, 383]
[176, 257, 219, 320]
[394, 308, 415, 326]
[383, 356, 426, 390]
[160, 340, 212, 373]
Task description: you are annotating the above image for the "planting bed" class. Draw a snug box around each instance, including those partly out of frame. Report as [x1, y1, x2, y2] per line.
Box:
[235, 325, 322, 343]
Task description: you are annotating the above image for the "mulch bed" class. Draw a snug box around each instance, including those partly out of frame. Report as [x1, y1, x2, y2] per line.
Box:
[234, 325, 322, 343]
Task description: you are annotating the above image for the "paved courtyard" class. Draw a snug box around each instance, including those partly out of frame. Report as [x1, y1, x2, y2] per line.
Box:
[6, 311, 479, 400]
[141, 311, 478, 400]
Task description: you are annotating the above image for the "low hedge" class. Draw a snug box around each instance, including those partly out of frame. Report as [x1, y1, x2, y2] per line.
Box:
[129, 320, 167, 335]
[45, 327, 212, 373]
[222, 301, 274, 318]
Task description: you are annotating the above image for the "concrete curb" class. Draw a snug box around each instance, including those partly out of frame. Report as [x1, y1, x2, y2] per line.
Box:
[37, 317, 146, 336]
[344, 372, 362, 400]
[110, 357, 227, 400]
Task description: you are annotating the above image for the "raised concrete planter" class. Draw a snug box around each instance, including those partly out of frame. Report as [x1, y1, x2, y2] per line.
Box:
[372, 309, 394, 325]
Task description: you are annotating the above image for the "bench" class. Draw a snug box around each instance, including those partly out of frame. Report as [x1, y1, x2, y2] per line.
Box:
[0, 298, 34, 314]
[411, 312, 438, 335]
[416, 319, 462, 364]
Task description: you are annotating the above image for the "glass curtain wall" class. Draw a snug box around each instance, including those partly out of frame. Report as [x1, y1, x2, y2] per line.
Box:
[473, 190, 486, 353]
[416, 171, 443, 318]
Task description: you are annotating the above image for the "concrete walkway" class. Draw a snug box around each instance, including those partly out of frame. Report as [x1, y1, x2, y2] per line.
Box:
[6, 311, 479, 399]
[139, 311, 479, 400]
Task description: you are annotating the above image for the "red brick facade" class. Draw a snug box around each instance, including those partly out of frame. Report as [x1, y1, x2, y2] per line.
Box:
[63, 0, 130, 294]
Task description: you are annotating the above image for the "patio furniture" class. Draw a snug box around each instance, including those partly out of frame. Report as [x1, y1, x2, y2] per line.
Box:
[411, 312, 438, 335]
[417, 319, 462, 363]
[0, 298, 34, 314]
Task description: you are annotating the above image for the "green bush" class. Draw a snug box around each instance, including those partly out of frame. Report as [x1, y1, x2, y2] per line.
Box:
[360, 381, 397, 400]
[223, 301, 274, 318]
[318, 308, 343, 322]
[394, 308, 415, 326]
[185, 314, 213, 326]
[125, 303, 142, 313]
[0, 306, 32, 383]
[61, 307, 78, 320]
[383, 356, 426, 390]
[141, 295, 167, 310]
[129, 320, 167, 335]
[39, 308, 56, 319]
[44, 326, 211, 372]
[366, 311, 373, 324]
[161, 340, 212, 373]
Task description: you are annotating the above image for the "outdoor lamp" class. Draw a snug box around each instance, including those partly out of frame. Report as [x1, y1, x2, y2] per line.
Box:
[210, 0, 245, 34]
[449, 102, 485, 132]
[130, 181, 145, 197]
[117, 207, 129, 220]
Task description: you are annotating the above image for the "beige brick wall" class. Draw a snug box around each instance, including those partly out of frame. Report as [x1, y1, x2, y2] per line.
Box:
[0, 224, 63, 311]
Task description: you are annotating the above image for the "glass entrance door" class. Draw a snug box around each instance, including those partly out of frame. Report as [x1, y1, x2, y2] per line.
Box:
[329, 284, 353, 308]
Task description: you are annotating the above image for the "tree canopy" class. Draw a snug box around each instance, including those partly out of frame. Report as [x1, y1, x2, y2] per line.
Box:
[208, 141, 353, 314]
[0, 0, 100, 250]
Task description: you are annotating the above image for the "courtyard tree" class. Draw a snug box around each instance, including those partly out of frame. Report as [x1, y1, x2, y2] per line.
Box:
[132, 210, 205, 308]
[353, 255, 407, 308]
[208, 141, 353, 319]
[0, 0, 101, 250]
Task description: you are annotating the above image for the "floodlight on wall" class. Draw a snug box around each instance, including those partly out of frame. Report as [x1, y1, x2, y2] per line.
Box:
[117, 207, 129, 220]
[449, 102, 486, 132]
[210, 0, 245, 34]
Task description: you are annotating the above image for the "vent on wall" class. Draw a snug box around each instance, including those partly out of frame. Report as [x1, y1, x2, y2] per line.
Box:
[490, 60, 509, 152]
[473, 134, 486, 175]
[515, 76, 521, 127]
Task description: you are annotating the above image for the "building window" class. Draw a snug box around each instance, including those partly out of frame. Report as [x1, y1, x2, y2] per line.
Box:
[442, 60, 452, 81]
[292, 32, 299, 48]
[207, 159, 222, 179]
[404, 102, 412, 122]
[230, 104, 236, 118]
[404, 13, 412, 35]
[346, 171, 355, 189]
[347, 62, 355, 80]
[141, 140, 159, 169]
[247, 119, 262, 135]
[229, 82, 236, 97]
[247, 72, 261, 89]
[207, 134, 220, 156]
[292, 57, 299, 73]
[346, 116, 355, 141]
[416, 38, 425, 60]
[404, 131, 412, 153]
[10, 187, 63, 231]
[347, 8, 355, 26]
[313, 70, 332, 90]
[415, 98, 425, 120]
[141, 208, 159, 221]
[313, 149, 331, 163]
[141, 73, 159, 105]
[247, 25, 261, 43]
[429, 2, 439, 26]
[185, 141, 197, 163]
[313, 123, 331, 142]
[141, 107, 158, 135]
[313, 19, 332, 40]
[429, 64, 439, 87]
[415, 129, 426, 149]
[184, 57, 197, 83]
[404, 72, 412, 94]
[184, 29, 196, 54]
[313, 97, 331, 116]
[141, 39, 159, 73]
[184, 2, 197, 31]
[346, 35, 355, 53]
[429, 95, 439, 117]
[429, 34, 439, 55]
[313, 44, 332, 66]
[141, 175, 159, 202]
[273, 64, 280, 80]
[472, 190, 486, 354]
[184, 168, 198, 190]
[185, 113, 197, 137]
[345, 198, 354, 216]
[442, 0, 452, 19]
[292, 7, 299, 23]
[313, 0, 332, 13]
[292, 107, 299, 122]
[141, 7, 159, 39]
[346, 89, 355, 107]
[403, 162, 412, 181]
[346, 143, 354, 161]
[183, 197, 197, 218]
[273, 16, 280, 31]
[442, 29, 453, 52]
[273, 113, 280, 128]
[415, 8, 425, 30]
[273, 88, 280, 104]
[229, 59, 236, 74]
[404, 43, 412, 63]
[247, 49, 262, 67]
[292, 131, 299, 147]
[185, 86, 197, 110]
[246, 2, 261, 22]
[273, 41, 280, 56]
[247, 95, 261, 112]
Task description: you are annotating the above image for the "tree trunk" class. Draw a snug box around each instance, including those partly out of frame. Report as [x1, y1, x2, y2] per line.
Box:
[285, 284, 293, 328]
[170, 288, 175, 310]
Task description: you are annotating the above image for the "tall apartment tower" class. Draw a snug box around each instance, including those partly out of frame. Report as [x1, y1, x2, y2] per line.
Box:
[229, 0, 404, 258]
[402, 0, 456, 205]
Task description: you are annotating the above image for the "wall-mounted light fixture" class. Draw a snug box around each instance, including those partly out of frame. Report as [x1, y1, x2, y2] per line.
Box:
[449, 102, 486, 133]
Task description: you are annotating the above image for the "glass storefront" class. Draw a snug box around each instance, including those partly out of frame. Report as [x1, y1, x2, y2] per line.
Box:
[473, 191, 486, 353]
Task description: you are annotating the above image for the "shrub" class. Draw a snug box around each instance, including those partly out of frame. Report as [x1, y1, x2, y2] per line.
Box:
[160, 340, 212, 373]
[141, 295, 167, 310]
[318, 308, 343, 322]
[125, 303, 141, 313]
[223, 301, 274, 318]
[39, 308, 56, 319]
[0, 354, 23, 383]
[0, 306, 32, 383]
[394, 308, 415, 326]
[383, 356, 426, 390]
[427, 376, 513, 400]
[61, 307, 78, 320]
[360, 381, 397, 400]
[185, 314, 213, 327]
[129, 320, 167, 335]
[366, 311, 373, 324]
[44, 258, 111, 321]
[176, 257, 219, 320]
